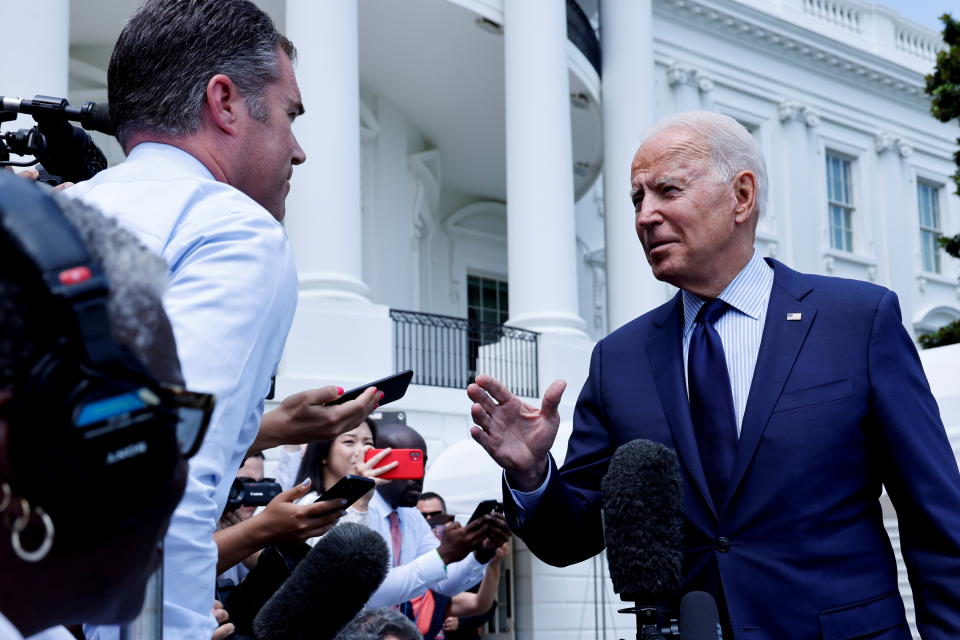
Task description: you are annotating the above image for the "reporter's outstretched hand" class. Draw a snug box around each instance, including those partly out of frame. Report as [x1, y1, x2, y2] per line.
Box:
[252, 385, 380, 452]
[437, 518, 491, 565]
[467, 374, 567, 491]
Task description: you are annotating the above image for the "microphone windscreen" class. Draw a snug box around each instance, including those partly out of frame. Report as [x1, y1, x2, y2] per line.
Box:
[601, 439, 682, 600]
[84, 102, 115, 136]
[679, 591, 722, 640]
[252, 522, 389, 640]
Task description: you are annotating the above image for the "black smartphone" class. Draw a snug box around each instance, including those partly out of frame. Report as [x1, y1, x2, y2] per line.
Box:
[469, 499, 503, 523]
[328, 369, 414, 406]
[314, 475, 376, 509]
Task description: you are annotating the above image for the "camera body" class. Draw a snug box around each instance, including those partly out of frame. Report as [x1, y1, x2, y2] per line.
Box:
[225, 477, 282, 512]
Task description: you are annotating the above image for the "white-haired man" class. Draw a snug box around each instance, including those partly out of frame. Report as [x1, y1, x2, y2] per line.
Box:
[467, 111, 960, 639]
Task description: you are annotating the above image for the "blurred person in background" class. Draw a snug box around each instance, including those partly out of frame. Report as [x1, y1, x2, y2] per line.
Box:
[364, 424, 511, 610]
[335, 608, 423, 640]
[414, 494, 507, 640]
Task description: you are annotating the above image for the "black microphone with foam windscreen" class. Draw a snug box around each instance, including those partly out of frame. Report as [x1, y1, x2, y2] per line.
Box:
[601, 439, 722, 640]
[251, 522, 390, 640]
[679, 591, 723, 640]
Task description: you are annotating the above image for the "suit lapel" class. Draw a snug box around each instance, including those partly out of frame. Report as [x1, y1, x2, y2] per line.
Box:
[724, 260, 816, 507]
[646, 293, 718, 518]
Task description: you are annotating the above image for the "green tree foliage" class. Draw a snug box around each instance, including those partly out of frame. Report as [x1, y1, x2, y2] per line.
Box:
[920, 14, 960, 348]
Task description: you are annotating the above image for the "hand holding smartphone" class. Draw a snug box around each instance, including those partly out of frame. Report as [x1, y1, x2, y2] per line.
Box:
[328, 370, 414, 407]
[313, 475, 376, 509]
[363, 448, 424, 480]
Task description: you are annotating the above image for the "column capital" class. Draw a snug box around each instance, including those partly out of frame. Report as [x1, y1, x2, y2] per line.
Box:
[667, 61, 696, 88]
[778, 100, 820, 127]
[875, 132, 913, 157]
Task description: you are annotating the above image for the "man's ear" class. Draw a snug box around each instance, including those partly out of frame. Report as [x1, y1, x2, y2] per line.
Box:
[732, 170, 757, 225]
[204, 74, 244, 136]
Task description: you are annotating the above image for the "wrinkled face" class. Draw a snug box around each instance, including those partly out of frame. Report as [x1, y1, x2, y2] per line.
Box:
[630, 129, 742, 291]
[236, 455, 265, 521]
[235, 49, 306, 221]
[324, 423, 374, 481]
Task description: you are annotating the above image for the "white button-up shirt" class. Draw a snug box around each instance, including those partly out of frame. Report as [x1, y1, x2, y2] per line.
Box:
[70, 143, 298, 639]
[364, 490, 487, 608]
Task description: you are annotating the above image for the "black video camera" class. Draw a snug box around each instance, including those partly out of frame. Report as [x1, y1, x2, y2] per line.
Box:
[1, 95, 113, 185]
[225, 477, 283, 512]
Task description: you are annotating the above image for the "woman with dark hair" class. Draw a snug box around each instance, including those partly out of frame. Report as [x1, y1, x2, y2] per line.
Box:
[294, 418, 397, 538]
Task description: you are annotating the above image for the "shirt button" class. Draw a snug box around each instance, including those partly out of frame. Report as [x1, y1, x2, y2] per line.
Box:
[716, 537, 732, 553]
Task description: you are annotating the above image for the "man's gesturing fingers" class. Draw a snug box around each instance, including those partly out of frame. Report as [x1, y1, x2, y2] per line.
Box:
[540, 379, 567, 424]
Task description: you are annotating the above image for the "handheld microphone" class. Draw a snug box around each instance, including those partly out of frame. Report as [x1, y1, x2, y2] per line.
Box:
[679, 591, 723, 640]
[601, 441, 724, 639]
[252, 522, 390, 640]
[602, 439, 684, 601]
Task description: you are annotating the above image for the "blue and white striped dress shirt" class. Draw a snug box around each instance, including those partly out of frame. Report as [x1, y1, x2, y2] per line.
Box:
[681, 250, 773, 434]
[510, 249, 774, 510]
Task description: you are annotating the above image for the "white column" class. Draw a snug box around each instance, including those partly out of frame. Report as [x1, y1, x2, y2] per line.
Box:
[778, 101, 821, 274]
[601, 0, 662, 331]
[667, 62, 702, 112]
[0, 1, 69, 137]
[503, 0, 586, 336]
[875, 134, 915, 321]
[284, 0, 368, 302]
[279, 0, 391, 387]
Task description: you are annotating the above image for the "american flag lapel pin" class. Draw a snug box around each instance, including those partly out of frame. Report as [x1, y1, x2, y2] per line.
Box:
[786, 313, 802, 321]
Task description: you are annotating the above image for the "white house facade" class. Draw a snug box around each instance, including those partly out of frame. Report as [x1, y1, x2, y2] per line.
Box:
[3, 0, 957, 638]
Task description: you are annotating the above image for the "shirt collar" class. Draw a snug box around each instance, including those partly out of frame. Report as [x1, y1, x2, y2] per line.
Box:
[682, 250, 772, 335]
[126, 142, 216, 182]
[368, 489, 392, 519]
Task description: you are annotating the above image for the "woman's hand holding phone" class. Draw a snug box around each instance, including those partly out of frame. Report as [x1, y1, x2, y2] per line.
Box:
[345, 445, 399, 511]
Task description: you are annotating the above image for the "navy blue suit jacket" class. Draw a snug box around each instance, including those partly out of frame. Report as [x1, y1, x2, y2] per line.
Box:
[505, 260, 960, 639]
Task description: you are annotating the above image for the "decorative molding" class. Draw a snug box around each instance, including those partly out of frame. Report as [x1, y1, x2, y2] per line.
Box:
[408, 150, 441, 242]
[778, 100, 821, 128]
[578, 240, 607, 331]
[655, 0, 929, 104]
[667, 62, 696, 87]
[917, 276, 927, 294]
[824, 255, 835, 272]
[359, 100, 381, 143]
[867, 266, 877, 282]
[667, 61, 714, 92]
[696, 70, 715, 93]
[875, 132, 914, 158]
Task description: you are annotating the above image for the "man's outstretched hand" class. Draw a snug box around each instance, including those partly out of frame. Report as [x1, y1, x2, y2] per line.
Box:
[466, 375, 566, 491]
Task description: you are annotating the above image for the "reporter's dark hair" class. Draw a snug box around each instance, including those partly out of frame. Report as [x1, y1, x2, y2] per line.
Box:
[108, 0, 296, 149]
[295, 418, 378, 492]
[334, 607, 423, 640]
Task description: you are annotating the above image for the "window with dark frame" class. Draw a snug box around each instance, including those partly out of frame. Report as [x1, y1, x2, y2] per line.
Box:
[826, 152, 855, 253]
[466, 275, 509, 383]
[918, 180, 942, 274]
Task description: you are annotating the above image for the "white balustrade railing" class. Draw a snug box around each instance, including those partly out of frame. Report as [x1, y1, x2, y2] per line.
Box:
[896, 24, 942, 63]
[802, 0, 862, 33]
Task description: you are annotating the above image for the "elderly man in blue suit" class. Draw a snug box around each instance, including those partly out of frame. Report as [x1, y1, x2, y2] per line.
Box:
[466, 111, 960, 639]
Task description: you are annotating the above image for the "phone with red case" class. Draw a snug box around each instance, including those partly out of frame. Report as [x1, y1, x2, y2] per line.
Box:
[364, 448, 425, 480]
